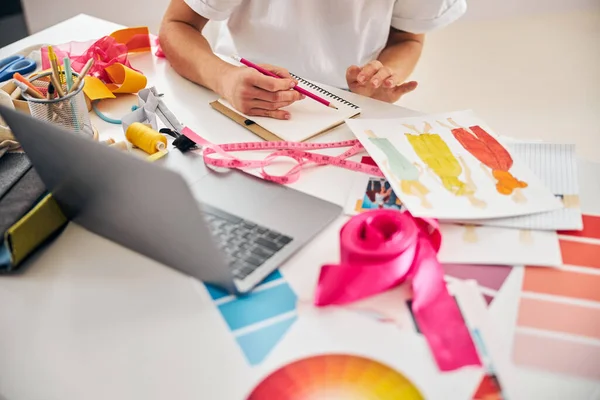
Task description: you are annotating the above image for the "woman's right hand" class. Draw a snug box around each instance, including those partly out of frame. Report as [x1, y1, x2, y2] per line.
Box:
[218, 64, 304, 120]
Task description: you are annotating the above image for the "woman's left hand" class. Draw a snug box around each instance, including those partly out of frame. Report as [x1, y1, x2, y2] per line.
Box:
[346, 60, 417, 103]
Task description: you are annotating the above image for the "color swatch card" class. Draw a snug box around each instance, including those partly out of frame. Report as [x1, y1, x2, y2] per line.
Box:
[510, 159, 600, 388]
[345, 174, 562, 267]
[465, 143, 583, 230]
[443, 264, 513, 306]
[512, 215, 600, 382]
[201, 270, 298, 366]
[345, 110, 563, 220]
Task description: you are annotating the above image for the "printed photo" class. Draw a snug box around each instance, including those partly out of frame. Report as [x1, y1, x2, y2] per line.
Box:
[355, 177, 403, 213]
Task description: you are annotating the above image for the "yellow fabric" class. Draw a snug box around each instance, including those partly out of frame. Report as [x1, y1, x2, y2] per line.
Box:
[83, 76, 117, 101]
[405, 133, 473, 196]
[4, 194, 68, 266]
[105, 64, 147, 94]
[81, 27, 151, 101]
[109, 27, 151, 52]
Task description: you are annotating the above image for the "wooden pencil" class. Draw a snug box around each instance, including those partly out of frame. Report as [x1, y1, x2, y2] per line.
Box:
[68, 59, 94, 94]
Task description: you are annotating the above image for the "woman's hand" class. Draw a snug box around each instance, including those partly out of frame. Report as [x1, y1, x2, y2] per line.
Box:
[219, 64, 304, 120]
[346, 60, 417, 103]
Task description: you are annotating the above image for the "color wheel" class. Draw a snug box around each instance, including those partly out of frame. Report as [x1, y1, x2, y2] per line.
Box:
[247, 354, 424, 399]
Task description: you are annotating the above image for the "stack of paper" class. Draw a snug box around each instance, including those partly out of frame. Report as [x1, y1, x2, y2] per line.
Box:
[344, 109, 584, 269]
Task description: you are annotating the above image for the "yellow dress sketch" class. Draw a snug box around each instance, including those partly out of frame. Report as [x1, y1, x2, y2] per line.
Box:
[403, 123, 486, 209]
[364, 130, 432, 209]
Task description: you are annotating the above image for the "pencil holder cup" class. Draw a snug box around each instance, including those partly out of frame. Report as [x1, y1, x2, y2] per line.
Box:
[21, 71, 94, 138]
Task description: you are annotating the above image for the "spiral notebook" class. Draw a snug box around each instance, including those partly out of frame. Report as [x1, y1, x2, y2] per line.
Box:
[212, 74, 362, 142]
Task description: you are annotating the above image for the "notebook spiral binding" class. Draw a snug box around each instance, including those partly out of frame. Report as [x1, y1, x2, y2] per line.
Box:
[289, 73, 360, 110]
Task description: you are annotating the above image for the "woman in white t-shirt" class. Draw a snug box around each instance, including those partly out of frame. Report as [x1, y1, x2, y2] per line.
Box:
[159, 0, 467, 120]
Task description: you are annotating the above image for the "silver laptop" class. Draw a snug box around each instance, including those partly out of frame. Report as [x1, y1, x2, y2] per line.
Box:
[0, 106, 341, 294]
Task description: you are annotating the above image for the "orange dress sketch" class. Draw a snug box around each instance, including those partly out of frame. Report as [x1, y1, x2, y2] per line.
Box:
[403, 123, 486, 209]
[365, 130, 432, 208]
[439, 118, 528, 203]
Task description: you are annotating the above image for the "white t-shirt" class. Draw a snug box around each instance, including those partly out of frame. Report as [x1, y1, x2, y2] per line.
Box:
[375, 192, 386, 206]
[184, 0, 467, 88]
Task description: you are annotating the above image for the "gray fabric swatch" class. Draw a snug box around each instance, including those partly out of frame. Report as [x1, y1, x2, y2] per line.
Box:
[0, 152, 31, 200]
[0, 168, 46, 234]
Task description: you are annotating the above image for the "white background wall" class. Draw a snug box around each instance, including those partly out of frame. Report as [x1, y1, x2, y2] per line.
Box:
[20, 0, 600, 35]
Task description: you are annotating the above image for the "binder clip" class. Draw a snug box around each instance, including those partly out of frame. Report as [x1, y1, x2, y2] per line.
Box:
[160, 128, 197, 153]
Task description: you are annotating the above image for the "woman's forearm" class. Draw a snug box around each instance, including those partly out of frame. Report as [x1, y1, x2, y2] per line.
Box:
[159, 11, 235, 95]
[377, 29, 424, 83]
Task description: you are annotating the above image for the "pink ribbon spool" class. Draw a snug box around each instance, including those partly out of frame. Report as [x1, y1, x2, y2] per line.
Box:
[314, 209, 481, 371]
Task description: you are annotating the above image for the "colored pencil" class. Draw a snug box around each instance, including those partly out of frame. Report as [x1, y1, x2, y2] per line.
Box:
[63, 57, 73, 92]
[47, 46, 61, 87]
[12, 73, 44, 99]
[50, 74, 65, 97]
[10, 87, 22, 100]
[14, 81, 43, 100]
[47, 83, 54, 100]
[232, 56, 338, 110]
[46, 83, 54, 120]
[68, 58, 94, 94]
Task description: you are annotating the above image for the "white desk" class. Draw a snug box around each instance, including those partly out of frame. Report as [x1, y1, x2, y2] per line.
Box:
[0, 14, 598, 400]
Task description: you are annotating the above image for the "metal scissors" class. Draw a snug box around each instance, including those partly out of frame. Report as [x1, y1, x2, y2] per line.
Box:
[0, 55, 37, 83]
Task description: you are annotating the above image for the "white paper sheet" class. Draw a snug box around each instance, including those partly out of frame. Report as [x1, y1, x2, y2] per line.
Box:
[437, 223, 561, 267]
[344, 174, 562, 267]
[463, 143, 583, 230]
[345, 110, 563, 220]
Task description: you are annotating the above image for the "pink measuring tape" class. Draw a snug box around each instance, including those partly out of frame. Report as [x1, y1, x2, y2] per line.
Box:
[182, 127, 384, 184]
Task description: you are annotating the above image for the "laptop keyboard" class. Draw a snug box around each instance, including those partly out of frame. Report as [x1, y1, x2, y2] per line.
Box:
[202, 206, 294, 280]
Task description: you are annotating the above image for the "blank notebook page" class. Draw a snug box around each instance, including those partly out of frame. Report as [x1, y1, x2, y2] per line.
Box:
[217, 75, 361, 142]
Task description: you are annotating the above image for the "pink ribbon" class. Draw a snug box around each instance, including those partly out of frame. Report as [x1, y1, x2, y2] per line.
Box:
[314, 209, 482, 371]
[40, 34, 164, 81]
[42, 37, 132, 80]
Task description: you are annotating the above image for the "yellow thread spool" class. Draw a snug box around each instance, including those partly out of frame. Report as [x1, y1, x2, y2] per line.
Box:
[125, 122, 167, 155]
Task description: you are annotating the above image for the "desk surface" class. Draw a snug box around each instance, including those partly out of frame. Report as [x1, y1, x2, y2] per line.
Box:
[1, 14, 599, 400]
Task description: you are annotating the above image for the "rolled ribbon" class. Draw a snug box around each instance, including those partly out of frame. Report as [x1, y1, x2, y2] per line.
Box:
[314, 209, 481, 371]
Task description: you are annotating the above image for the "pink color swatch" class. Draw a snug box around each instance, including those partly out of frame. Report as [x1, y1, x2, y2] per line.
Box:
[517, 297, 600, 340]
[513, 332, 600, 381]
